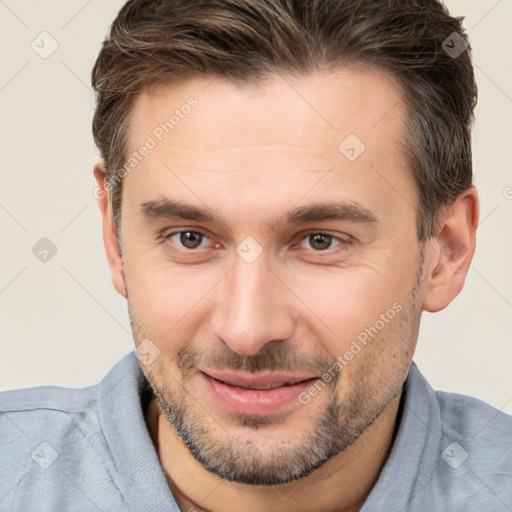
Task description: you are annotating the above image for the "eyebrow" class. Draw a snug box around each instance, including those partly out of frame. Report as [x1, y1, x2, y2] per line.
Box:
[139, 198, 378, 227]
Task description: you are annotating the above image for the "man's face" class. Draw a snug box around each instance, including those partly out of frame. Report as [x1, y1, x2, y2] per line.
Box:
[119, 67, 426, 484]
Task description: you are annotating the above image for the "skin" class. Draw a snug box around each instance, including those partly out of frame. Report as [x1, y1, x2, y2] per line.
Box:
[94, 66, 479, 512]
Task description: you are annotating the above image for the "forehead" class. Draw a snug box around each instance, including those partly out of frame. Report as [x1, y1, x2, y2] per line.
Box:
[122, 67, 413, 227]
[127, 66, 406, 163]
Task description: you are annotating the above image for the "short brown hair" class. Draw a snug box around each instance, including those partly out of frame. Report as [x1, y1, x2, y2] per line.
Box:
[91, 0, 477, 241]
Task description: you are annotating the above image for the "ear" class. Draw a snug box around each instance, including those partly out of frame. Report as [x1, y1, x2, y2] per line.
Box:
[422, 186, 479, 312]
[93, 160, 127, 298]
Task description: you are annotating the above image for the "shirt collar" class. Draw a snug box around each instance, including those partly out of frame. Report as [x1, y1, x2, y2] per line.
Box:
[97, 352, 180, 511]
[361, 361, 442, 511]
[99, 354, 441, 511]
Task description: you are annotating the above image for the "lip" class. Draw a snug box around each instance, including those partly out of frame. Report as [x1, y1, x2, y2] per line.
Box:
[201, 368, 318, 389]
[199, 369, 319, 416]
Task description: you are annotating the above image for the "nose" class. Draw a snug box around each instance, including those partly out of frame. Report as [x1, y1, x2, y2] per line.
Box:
[211, 249, 295, 355]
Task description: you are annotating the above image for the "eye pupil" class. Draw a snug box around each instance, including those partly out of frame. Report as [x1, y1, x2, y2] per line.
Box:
[310, 234, 331, 250]
[180, 231, 203, 249]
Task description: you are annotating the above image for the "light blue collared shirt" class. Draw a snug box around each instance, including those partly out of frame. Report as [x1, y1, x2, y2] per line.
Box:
[1, 352, 511, 511]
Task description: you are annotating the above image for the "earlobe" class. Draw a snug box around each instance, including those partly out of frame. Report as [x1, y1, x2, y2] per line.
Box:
[422, 187, 479, 313]
[93, 161, 127, 298]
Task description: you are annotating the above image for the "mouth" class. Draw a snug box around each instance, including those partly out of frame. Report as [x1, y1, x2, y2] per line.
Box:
[198, 369, 319, 417]
[201, 367, 318, 389]
[206, 376, 315, 390]
[216, 380, 309, 390]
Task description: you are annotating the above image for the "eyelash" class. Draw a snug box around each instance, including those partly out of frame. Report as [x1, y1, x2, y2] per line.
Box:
[163, 229, 352, 255]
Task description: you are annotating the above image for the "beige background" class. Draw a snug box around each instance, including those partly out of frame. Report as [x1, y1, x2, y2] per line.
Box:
[0, 0, 511, 414]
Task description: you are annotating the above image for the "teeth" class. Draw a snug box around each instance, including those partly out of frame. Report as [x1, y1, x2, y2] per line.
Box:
[249, 383, 286, 390]
[222, 380, 300, 390]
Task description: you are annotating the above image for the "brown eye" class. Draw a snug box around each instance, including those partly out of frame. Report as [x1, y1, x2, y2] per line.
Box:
[181, 231, 203, 249]
[297, 232, 350, 254]
[308, 234, 332, 250]
[167, 231, 207, 250]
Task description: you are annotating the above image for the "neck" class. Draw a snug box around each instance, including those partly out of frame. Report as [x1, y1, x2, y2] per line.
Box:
[145, 393, 402, 512]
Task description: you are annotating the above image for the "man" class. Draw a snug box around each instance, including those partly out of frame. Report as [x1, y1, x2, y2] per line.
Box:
[1, 0, 511, 510]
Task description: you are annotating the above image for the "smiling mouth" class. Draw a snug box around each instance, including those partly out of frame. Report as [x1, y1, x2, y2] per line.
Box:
[198, 370, 321, 416]
[199, 368, 319, 389]
[209, 375, 317, 390]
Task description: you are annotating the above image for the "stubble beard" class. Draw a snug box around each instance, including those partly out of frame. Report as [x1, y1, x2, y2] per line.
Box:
[125, 259, 424, 485]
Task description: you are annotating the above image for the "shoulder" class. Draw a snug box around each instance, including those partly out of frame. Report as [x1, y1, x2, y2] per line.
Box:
[0, 378, 102, 453]
[431, 388, 512, 509]
[0, 352, 141, 511]
[0, 354, 133, 434]
[0, 380, 98, 417]
[436, 388, 512, 442]
[435, 389, 512, 471]
[0, 351, 141, 419]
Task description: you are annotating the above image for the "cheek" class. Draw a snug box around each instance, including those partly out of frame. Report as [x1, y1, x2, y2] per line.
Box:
[334, 301, 418, 399]
[125, 258, 222, 340]
[289, 264, 407, 350]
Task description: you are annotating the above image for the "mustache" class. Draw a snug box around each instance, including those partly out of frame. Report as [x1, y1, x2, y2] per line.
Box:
[178, 343, 335, 375]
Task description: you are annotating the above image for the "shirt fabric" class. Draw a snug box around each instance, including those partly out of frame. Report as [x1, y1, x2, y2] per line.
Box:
[1, 351, 511, 512]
